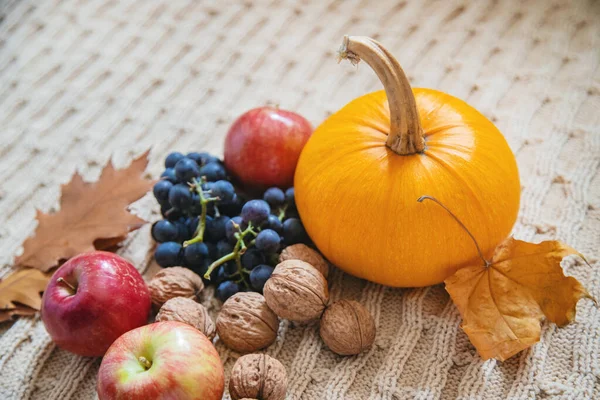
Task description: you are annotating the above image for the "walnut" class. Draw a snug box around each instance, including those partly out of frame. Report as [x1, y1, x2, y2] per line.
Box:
[155, 297, 215, 339]
[229, 354, 287, 400]
[263, 260, 329, 322]
[279, 244, 329, 278]
[319, 299, 376, 356]
[148, 267, 204, 307]
[216, 292, 279, 353]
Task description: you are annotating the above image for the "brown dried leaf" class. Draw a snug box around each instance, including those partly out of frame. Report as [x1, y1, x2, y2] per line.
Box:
[0, 269, 50, 311]
[0, 305, 39, 324]
[15, 151, 154, 271]
[445, 237, 593, 361]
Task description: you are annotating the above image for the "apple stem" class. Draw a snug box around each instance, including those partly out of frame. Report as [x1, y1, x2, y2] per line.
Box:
[57, 277, 76, 292]
[138, 356, 152, 370]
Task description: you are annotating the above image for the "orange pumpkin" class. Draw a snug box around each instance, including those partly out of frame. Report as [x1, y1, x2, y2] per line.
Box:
[295, 36, 520, 287]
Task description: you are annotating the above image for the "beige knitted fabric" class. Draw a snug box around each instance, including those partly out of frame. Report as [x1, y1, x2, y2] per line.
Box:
[0, 0, 599, 399]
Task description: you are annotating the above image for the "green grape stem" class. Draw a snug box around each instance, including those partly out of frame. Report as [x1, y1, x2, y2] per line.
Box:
[184, 179, 219, 247]
[277, 204, 288, 222]
[203, 222, 256, 287]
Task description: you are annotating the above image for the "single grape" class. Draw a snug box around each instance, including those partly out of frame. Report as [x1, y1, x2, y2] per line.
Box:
[186, 216, 199, 237]
[225, 216, 244, 243]
[188, 152, 219, 166]
[160, 168, 178, 183]
[212, 266, 228, 285]
[211, 180, 235, 203]
[161, 205, 183, 221]
[216, 280, 241, 302]
[151, 220, 178, 243]
[241, 248, 265, 270]
[265, 214, 283, 234]
[282, 218, 309, 245]
[255, 229, 281, 253]
[183, 242, 209, 267]
[188, 193, 203, 215]
[206, 202, 217, 217]
[219, 194, 244, 217]
[241, 199, 270, 226]
[263, 187, 285, 206]
[205, 242, 217, 260]
[186, 152, 204, 165]
[223, 261, 237, 275]
[216, 240, 234, 257]
[249, 265, 274, 292]
[154, 242, 182, 267]
[165, 152, 185, 168]
[199, 162, 227, 181]
[285, 187, 295, 208]
[175, 219, 192, 242]
[188, 263, 209, 280]
[284, 208, 300, 220]
[174, 157, 200, 182]
[153, 180, 173, 204]
[206, 215, 230, 242]
[201, 181, 214, 192]
[168, 184, 193, 210]
[203, 215, 213, 234]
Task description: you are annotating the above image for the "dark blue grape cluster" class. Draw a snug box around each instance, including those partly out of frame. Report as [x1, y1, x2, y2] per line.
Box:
[152, 151, 308, 302]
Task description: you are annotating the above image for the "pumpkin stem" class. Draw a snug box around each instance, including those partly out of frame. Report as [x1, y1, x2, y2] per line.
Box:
[417, 196, 491, 267]
[338, 35, 425, 155]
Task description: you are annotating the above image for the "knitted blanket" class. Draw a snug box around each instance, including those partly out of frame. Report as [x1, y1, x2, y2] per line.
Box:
[1, 0, 598, 398]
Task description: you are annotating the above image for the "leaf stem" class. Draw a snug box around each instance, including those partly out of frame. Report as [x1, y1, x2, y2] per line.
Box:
[417, 195, 490, 267]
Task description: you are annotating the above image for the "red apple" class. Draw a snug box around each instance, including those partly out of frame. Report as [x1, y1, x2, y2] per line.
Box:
[41, 251, 151, 357]
[97, 321, 224, 400]
[224, 106, 312, 189]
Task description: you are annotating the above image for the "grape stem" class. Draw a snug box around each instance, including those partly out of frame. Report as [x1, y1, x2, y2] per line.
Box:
[184, 179, 218, 247]
[204, 222, 256, 287]
[277, 204, 288, 222]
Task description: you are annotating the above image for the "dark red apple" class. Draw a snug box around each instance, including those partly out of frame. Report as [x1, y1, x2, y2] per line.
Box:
[224, 106, 312, 189]
[41, 251, 151, 357]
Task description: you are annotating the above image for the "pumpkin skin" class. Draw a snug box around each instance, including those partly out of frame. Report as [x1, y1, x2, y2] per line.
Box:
[295, 88, 520, 287]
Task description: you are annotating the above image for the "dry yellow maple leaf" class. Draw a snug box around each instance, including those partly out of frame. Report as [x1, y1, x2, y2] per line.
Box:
[419, 196, 593, 361]
[15, 151, 155, 272]
[0, 269, 50, 313]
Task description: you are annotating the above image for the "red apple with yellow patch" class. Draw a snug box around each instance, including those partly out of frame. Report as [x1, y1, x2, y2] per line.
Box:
[97, 321, 224, 400]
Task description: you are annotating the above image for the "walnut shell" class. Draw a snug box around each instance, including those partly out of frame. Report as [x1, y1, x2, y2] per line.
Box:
[279, 244, 329, 278]
[263, 260, 329, 322]
[229, 354, 287, 400]
[148, 267, 204, 307]
[319, 299, 376, 356]
[216, 292, 279, 353]
[155, 297, 215, 339]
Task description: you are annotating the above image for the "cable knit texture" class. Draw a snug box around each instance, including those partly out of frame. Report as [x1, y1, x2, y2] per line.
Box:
[0, 0, 599, 399]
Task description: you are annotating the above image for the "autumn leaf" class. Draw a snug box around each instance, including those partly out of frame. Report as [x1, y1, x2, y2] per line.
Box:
[445, 237, 593, 361]
[0, 305, 39, 324]
[0, 269, 50, 312]
[15, 151, 155, 271]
